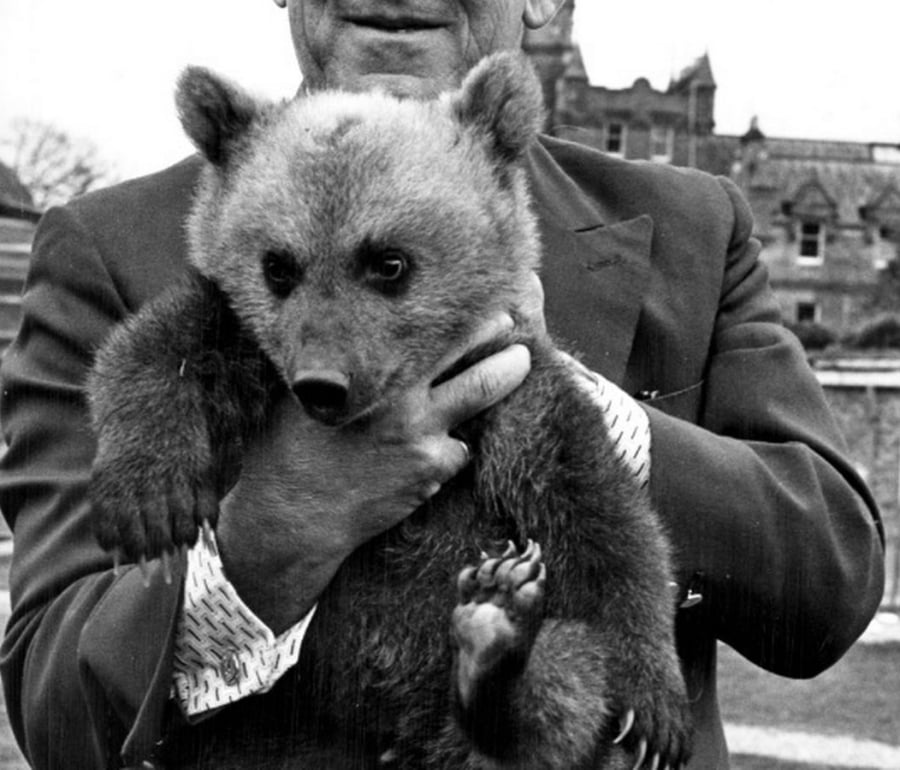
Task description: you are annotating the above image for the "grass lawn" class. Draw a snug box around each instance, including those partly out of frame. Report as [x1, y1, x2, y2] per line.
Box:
[729, 759, 871, 770]
[718, 641, 900, 745]
[719, 640, 900, 768]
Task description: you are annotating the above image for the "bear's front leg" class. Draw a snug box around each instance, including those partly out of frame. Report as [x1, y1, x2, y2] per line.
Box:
[88, 274, 266, 563]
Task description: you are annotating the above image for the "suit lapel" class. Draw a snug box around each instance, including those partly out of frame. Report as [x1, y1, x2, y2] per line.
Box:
[527, 142, 653, 384]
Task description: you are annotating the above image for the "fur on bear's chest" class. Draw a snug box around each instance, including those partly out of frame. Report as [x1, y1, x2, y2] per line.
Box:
[290, 482, 512, 724]
[305, 485, 495, 672]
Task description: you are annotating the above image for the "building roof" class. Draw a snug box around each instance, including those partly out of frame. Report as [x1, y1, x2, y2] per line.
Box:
[696, 135, 742, 176]
[745, 144, 900, 224]
[562, 44, 588, 82]
[669, 53, 715, 92]
[721, 118, 900, 226]
[0, 162, 40, 221]
[740, 116, 766, 145]
[764, 137, 874, 163]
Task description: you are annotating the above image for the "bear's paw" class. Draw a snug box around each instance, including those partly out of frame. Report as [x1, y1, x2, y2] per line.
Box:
[90, 438, 218, 563]
[609, 652, 693, 769]
[451, 540, 546, 709]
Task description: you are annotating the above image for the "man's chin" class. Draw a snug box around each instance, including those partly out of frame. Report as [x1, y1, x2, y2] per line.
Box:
[311, 52, 463, 99]
[348, 72, 457, 99]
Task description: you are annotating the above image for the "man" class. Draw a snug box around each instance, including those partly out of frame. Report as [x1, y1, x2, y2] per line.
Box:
[0, 1, 885, 768]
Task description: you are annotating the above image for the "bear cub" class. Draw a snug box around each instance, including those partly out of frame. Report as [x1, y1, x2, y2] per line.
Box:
[88, 53, 691, 769]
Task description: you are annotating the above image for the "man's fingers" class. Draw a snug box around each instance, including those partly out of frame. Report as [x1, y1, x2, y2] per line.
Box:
[432, 343, 531, 428]
[455, 438, 472, 466]
[421, 436, 476, 482]
[515, 271, 547, 337]
[429, 312, 515, 382]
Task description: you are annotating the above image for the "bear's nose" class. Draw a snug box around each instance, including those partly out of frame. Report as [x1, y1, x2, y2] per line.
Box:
[292, 371, 350, 425]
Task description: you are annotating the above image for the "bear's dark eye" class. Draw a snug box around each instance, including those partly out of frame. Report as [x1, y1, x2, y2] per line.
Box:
[359, 246, 412, 295]
[372, 252, 408, 282]
[261, 249, 302, 298]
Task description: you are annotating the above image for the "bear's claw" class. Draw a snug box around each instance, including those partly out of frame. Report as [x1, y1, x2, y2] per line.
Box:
[612, 693, 691, 769]
[614, 709, 636, 745]
[90, 447, 218, 565]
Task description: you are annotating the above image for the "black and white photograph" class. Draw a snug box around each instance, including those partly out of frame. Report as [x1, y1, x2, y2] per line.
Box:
[0, 2, 897, 768]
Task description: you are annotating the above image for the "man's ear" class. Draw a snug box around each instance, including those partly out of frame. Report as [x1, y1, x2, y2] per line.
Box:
[451, 52, 545, 165]
[523, 0, 567, 29]
[175, 66, 262, 166]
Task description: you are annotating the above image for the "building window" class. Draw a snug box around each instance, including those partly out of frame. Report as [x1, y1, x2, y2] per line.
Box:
[797, 221, 825, 262]
[796, 301, 819, 323]
[650, 125, 673, 162]
[605, 123, 625, 155]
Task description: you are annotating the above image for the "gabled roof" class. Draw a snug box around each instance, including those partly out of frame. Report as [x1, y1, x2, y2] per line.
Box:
[562, 44, 588, 82]
[859, 184, 900, 227]
[727, 121, 900, 225]
[751, 155, 900, 224]
[668, 53, 715, 92]
[788, 176, 839, 220]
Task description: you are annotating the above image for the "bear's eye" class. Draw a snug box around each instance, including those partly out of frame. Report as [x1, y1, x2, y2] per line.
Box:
[372, 252, 407, 282]
[261, 250, 302, 298]
[360, 247, 412, 295]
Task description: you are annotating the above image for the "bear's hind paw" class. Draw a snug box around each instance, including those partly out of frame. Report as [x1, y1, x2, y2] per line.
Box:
[611, 687, 692, 770]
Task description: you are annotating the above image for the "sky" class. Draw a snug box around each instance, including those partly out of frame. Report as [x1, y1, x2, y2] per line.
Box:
[2, 1, 899, 180]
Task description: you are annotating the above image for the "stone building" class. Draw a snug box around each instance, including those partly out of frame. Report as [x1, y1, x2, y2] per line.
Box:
[525, 4, 717, 168]
[523, 0, 900, 338]
[730, 130, 900, 332]
[553, 52, 717, 168]
[0, 162, 39, 353]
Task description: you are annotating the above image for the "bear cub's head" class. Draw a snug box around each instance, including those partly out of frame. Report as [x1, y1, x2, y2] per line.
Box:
[177, 52, 545, 425]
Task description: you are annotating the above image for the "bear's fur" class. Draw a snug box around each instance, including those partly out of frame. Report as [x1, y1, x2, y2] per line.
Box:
[87, 53, 691, 769]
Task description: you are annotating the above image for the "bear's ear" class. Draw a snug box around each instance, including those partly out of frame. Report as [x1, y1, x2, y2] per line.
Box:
[175, 66, 262, 166]
[451, 52, 545, 165]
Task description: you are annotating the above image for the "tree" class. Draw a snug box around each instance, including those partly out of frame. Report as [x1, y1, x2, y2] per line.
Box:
[844, 313, 900, 350]
[0, 118, 118, 210]
[866, 258, 900, 315]
[785, 320, 837, 351]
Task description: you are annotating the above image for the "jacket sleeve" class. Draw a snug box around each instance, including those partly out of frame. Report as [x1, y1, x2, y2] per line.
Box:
[647, 176, 885, 678]
[0, 205, 183, 769]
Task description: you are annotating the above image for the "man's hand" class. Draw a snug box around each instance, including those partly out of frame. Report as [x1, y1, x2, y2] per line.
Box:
[516, 270, 547, 338]
[217, 312, 531, 633]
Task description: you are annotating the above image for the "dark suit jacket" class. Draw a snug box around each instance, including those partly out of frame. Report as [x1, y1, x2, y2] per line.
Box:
[0, 136, 885, 769]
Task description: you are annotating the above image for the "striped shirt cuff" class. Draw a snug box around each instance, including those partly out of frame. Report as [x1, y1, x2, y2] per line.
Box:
[172, 532, 316, 720]
[561, 353, 651, 487]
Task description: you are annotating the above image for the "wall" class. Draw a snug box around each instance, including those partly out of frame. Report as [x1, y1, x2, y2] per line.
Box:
[0, 215, 34, 352]
[821, 381, 900, 608]
[757, 218, 884, 329]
